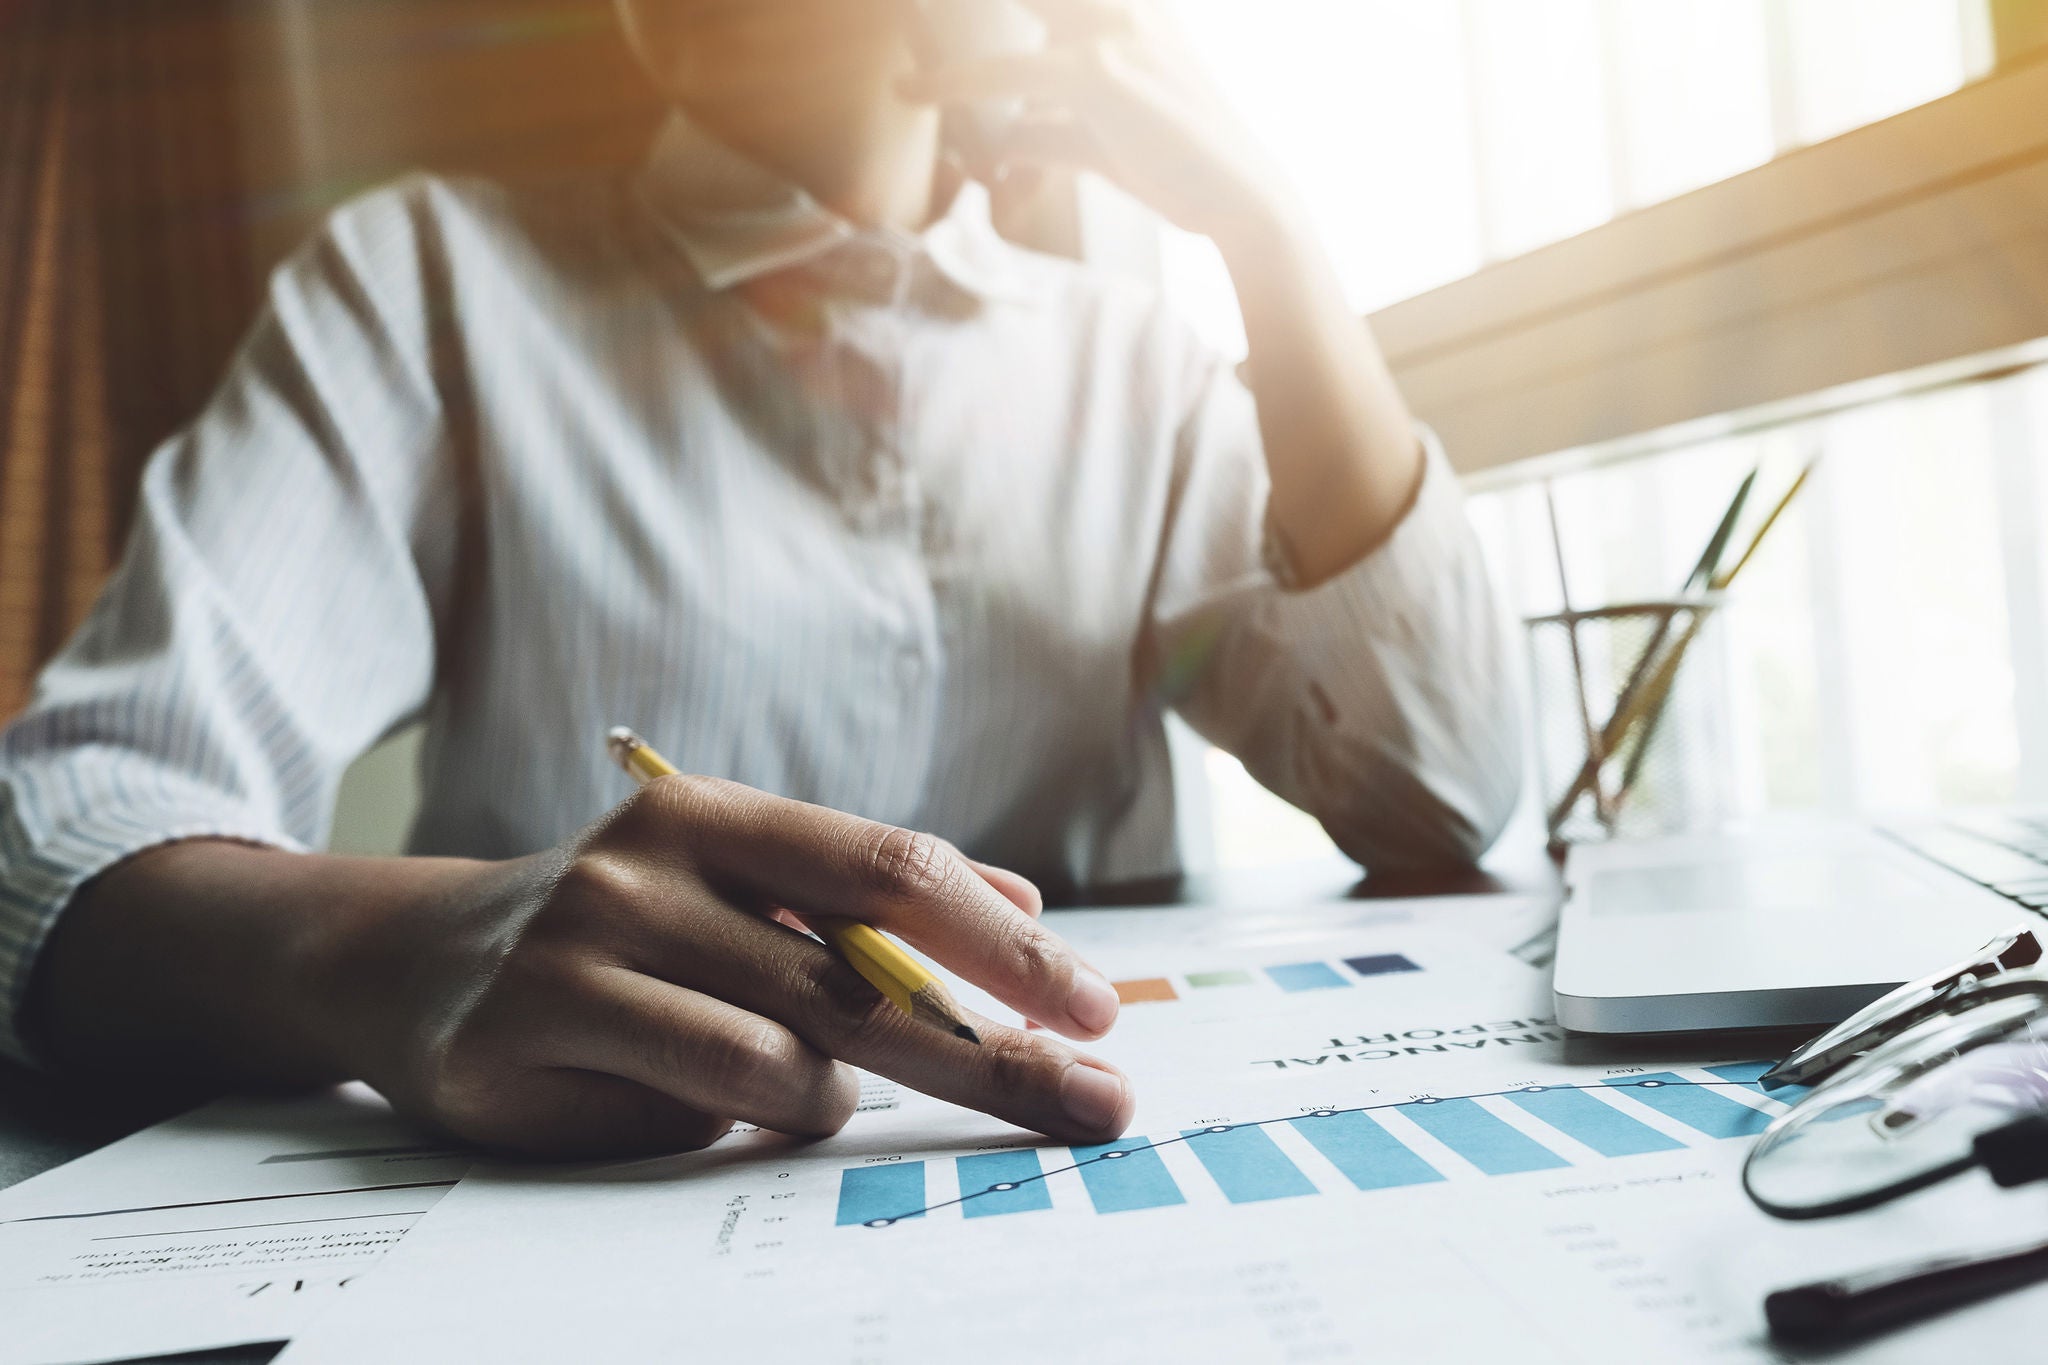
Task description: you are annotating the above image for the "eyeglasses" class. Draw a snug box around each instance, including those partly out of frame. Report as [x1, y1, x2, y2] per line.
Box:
[1743, 926, 2048, 1220]
[1743, 927, 2048, 1345]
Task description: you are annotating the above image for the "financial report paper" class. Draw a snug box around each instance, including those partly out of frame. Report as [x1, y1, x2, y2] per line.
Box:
[268, 893, 2048, 1365]
[0, 1084, 470, 1365]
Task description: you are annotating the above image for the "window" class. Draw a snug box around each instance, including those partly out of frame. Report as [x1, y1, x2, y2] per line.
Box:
[1161, 0, 1991, 356]
[1209, 361, 2048, 872]
[1469, 360, 2048, 821]
[1171, 0, 2005, 867]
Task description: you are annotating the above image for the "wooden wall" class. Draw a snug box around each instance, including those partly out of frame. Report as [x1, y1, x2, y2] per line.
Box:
[1376, 49, 2048, 480]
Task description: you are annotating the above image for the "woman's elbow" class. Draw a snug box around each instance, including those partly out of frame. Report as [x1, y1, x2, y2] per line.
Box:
[1321, 708, 1525, 872]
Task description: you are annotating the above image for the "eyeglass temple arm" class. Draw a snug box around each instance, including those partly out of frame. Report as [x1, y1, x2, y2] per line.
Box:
[1767, 1232, 2048, 1347]
[1977, 1111, 2048, 1186]
[1771, 1117, 2048, 1346]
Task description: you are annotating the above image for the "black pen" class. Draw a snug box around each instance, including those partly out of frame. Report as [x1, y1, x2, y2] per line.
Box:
[1766, 1235, 2048, 1346]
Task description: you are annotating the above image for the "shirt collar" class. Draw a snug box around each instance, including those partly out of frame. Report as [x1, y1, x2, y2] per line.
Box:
[635, 111, 1027, 303]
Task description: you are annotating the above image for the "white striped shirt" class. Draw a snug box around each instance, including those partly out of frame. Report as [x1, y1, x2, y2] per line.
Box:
[0, 115, 1520, 1063]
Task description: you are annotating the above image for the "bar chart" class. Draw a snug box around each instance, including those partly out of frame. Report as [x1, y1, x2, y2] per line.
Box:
[835, 1063, 1789, 1228]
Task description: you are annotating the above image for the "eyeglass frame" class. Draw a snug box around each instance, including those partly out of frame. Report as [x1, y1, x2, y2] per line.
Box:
[1746, 960, 2048, 1219]
[1760, 925, 2044, 1091]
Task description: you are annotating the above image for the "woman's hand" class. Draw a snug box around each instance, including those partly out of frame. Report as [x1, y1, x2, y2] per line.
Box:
[899, 0, 1426, 584]
[898, 0, 1286, 247]
[326, 775, 1132, 1156]
[38, 777, 1132, 1159]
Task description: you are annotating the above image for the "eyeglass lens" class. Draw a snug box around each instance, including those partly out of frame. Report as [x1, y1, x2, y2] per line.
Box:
[1745, 990, 2048, 1219]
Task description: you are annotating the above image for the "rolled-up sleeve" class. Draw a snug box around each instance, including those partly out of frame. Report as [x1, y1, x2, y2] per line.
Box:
[0, 183, 457, 1064]
[1148, 356, 1523, 873]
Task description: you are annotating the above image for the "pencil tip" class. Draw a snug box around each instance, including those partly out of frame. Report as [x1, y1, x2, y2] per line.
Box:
[955, 1024, 983, 1045]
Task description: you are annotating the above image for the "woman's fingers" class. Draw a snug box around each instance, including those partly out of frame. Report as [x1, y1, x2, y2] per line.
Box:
[1008, 0, 1137, 43]
[933, 834, 1042, 917]
[897, 47, 1090, 109]
[962, 854, 1044, 918]
[440, 778, 1139, 1152]
[632, 905, 1133, 1145]
[836, 1011, 1134, 1147]
[763, 850, 1036, 926]
[561, 966, 861, 1138]
[487, 1070, 736, 1160]
[985, 115, 1115, 178]
[635, 777, 1116, 1040]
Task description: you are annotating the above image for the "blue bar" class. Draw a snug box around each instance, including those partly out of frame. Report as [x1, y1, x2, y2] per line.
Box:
[1266, 961, 1351, 992]
[835, 1162, 926, 1227]
[1183, 1124, 1319, 1203]
[1344, 953, 1422, 978]
[1071, 1139, 1187, 1214]
[1604, 1073, 1773, 1139]
[1400, 1098, 1571, 1175]
[1707, 1062, 1811, 1103]
[958, 1150, 1053, 1219]
[1503, 1087, 1684, 1157]
[1289, 1111, 1444, 1190]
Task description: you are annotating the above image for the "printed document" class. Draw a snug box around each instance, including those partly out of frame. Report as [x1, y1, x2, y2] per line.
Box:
[269, 894, 2048, 1364]
[0, 1084, 469, 1365]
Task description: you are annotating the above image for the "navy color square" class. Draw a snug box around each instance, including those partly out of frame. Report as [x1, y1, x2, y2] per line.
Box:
[1343, 953, 1422, 978]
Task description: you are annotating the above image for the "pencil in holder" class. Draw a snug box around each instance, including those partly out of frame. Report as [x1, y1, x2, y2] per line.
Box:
[1525, 596, 1732, 844]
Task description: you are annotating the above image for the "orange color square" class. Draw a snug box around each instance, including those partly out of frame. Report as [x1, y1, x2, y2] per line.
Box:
[1113, 977, 1178, 1004]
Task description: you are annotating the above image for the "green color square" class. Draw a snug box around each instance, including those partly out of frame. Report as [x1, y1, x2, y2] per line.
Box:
[1186, 969, 1254, 989]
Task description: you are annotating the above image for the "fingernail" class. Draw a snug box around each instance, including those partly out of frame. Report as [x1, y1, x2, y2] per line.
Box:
[1060, 1061, 1126, 1131]
[1067, 968, 1119, 1033]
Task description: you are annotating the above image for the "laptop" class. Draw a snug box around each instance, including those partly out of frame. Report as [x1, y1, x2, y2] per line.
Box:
[1554, 811, 2048, 1034]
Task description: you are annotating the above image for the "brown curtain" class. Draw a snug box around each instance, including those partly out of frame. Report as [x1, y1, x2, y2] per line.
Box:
[0, 0, 260, 719]
[0, 0, 1076, 721]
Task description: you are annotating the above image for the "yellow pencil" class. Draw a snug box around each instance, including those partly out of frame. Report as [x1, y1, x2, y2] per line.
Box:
[604, 727, 982, 1045]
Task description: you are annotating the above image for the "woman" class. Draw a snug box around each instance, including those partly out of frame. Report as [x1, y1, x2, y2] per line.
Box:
[0, 0, 1518, 1155]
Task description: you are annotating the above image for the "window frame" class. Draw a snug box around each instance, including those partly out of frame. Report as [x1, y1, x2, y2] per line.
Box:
[1377, 50, 2048, 483]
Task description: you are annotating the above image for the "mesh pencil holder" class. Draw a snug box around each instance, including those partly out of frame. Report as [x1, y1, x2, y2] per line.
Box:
[1525, 595, 1732, 845]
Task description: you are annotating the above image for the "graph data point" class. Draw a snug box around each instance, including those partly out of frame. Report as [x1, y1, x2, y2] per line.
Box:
[1637, 1080, 1663, 1088]
[1207, 1125, 1232, 1134]
[991, 1183, 1016, 1192]
[1102, 1150, 1128, 1159]
[1311, 1110, 1337, 1118]
[865, 1218, 894, 1229]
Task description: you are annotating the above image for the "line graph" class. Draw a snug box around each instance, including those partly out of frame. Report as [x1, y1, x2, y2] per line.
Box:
[836, 1063, 1797, 1228]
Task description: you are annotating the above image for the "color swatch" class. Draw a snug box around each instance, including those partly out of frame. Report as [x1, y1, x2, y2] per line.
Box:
[1106, 951, 1427, 1010]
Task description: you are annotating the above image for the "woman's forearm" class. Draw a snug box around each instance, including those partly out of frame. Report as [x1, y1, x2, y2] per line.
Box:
[26, 840, 490, 1092]
[20, 780, 1137, 1158]
[1215, 201, 1425, 588]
